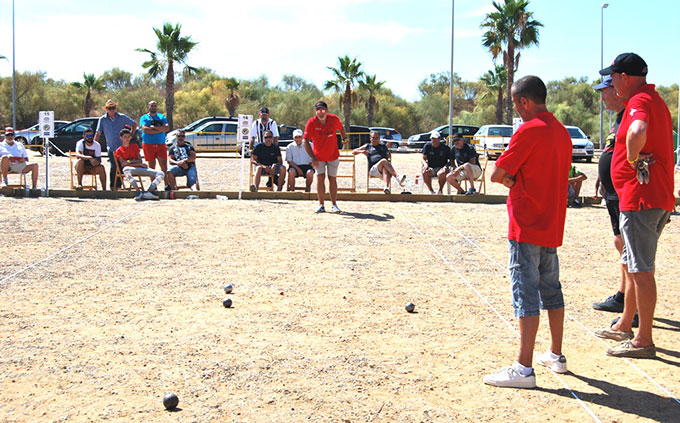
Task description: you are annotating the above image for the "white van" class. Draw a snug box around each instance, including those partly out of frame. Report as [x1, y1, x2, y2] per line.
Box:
[472, 125, 514, 159]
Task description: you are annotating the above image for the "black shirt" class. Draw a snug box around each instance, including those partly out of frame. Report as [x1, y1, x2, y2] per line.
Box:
[422, 142, 451, 168]
[452, 142, 478, 167]
[366, 143, 389, 168]
[169, 143, 195, 167]
[253, 142, 282, 166]
[598, 110, 624, 201]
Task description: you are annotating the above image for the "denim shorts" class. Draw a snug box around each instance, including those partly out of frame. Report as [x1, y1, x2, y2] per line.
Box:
[620, 208, 670, 273]
[509, 240, 564, 317]
[169, 164, 198, 187]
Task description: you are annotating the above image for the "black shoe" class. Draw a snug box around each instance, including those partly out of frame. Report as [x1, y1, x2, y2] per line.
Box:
[266, 179, 273, 188]
[612, 313, 639, 328]
[592, 294, 624, 313]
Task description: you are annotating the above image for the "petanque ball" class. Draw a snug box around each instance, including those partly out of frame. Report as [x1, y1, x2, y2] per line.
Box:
[223, 284, 233, 294]
[163, 393, 179, 410]
[405, 302, 415, 313]
[223, 298, 233, 308]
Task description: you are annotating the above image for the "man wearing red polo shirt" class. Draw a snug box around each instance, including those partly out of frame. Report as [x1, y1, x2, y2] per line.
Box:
[303, 101, 348, 213]
[594, 53, 674, 359]
[484, 76, 572, 389]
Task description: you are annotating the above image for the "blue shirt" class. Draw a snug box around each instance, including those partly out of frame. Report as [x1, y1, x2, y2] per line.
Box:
[96, 113, 136, 151]
[140, 113, 168, 145]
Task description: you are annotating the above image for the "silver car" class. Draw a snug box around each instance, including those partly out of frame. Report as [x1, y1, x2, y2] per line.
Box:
[166, 120, 239, 153]
[565, 126, 594, 162]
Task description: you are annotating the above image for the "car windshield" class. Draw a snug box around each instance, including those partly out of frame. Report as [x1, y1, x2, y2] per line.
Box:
[488, 127, 513, 137]
[567, 128, 586, 138]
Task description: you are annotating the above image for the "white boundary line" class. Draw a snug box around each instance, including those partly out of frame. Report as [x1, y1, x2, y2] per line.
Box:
[0, 202, 157, 286]
[426, 207, 680, 406]
[394, 207, 603, 423]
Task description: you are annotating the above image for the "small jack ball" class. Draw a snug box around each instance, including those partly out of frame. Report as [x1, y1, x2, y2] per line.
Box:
[224, 284, 233, 294]
[405, 302, 415, 313]
[163, 393, 179, 410]
[223, 298, 233, 308]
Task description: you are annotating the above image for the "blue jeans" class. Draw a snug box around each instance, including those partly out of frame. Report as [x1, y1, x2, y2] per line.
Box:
[509, 240, 564, 317]
[169, 164, 198, 187]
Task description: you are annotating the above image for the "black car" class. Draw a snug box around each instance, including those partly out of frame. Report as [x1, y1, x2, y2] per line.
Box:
[276, 124, 299, 148]
[38, 117, 141, 155]
[337, 125, 370, 149]
[406, 124, 480, 150]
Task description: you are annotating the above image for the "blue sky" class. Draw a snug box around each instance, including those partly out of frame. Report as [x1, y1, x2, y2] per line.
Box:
[0, 0, 677, 101]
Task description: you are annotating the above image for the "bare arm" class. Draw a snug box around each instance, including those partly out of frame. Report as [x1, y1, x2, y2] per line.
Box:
[490, 164, 515, 188]
[94, 131, 102, 142]
[352, 144, 368, 155]
[626, 120, 648, 167]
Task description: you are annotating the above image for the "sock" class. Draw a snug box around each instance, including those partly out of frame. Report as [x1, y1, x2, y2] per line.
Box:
[547, 350, 561, 360]
[614, 291, 625, 303]
[513, 361, 533, 376]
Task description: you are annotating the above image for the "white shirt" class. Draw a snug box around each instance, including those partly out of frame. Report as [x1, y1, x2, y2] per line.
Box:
[251, 119, 279, 144]
[285, 142, 311, 166]
[75, 139, 102, 158]
[0, 140, 28, 159]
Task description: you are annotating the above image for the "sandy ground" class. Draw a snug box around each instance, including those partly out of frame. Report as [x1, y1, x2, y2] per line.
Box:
[1, 150, 680, 423]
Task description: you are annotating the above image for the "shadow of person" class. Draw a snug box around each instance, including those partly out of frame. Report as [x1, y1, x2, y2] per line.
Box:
[654, 317, 680, 333]
[341, 212, 394, 221]
[537, 373, 680, 423]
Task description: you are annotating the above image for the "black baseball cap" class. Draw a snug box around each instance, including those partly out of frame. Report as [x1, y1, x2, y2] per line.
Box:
[315, 101, 328, 110]
[451, 133, 463, 140]
[600, 53, 648, 76]
[259, 107, 270, 114]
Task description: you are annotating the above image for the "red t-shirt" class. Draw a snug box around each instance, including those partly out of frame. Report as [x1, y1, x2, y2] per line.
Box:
[495, 112, 572, 248]
[303, 113, 343, 162]
[114, 143, 141, 162]
[611, 84, 674, 212]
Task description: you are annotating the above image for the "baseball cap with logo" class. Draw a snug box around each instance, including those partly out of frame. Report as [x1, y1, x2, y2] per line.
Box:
[293, 129, 303, 137]
[315, 101, 328, 110]
[599, 53, 648, 76]
[593, 75, 614, 91]
[430, 130, 441, 139]
[4, 126, 14, 134]
[260, 107, 270, 114]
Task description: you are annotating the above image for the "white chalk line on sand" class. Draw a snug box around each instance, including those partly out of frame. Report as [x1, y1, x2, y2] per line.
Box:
[393, 207, 602, 423]
[0, 202, 157, 286]
[425, 207, 680, 407]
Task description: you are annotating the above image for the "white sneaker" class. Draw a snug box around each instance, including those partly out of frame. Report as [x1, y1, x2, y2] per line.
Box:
[1, 180, 7, 188]
[536, 351, 568, 374]
[483, 366, 536, 389]
[330, 204, 341, 213]
[141, 191, 159, 200]
[383, 186, 390, 194]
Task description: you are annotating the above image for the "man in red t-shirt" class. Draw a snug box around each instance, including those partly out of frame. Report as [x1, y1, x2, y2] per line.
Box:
[303, 101, 347, 213]
[594, 53, 674, 359]
[484, 76, 572, 389]
[114, 128, 164, 201]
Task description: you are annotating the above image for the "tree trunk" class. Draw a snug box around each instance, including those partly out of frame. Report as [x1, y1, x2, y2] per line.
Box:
[505, 43, 515, 125]
[166, 60, 175, 130]
[84, 90, 91, 118]
[366, 96, 375, 127]
[343, 82, 352, 134]
[496, 89, 503, 124]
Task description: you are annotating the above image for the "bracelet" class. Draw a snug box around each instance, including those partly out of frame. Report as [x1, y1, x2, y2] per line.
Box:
[627, 153, 639, 164]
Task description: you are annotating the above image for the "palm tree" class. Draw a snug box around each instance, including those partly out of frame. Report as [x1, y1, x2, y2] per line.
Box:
[480, 65, 507, 124]
[71, 73, 104, 117]
[324, 55, 365, 131]
[224, 78, 240, 117]
[359, 74, 385, 127]
[136, 22, 199, 130]
[481, 0, 542, 124]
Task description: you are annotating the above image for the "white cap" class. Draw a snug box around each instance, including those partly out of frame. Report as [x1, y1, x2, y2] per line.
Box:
[430, 130, 441, 139]
[293, 129, 303, 137]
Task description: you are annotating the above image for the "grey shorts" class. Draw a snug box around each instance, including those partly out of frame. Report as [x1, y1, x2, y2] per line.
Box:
[8, 160, 27, 173]
[316, 159, 340, 177]
[452, 164, 482, 181]
[620, 208, 670, 273]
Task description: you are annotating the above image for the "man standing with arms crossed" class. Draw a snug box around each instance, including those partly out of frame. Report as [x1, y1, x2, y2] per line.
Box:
[595, 53, 674, 359]
[95, 99, 137, 190]
[484, 76, 572, 388]
[303, 101, 347, 213]
[139, 100, 169, 188]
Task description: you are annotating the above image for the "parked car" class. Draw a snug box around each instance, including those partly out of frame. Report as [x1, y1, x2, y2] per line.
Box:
[40, 117, 141, 155]
[565, 126, 594, 162]
[472, 125, 514, 159]
[370, 127, 403, 150]
[406, 124, 480, 150]
[166, 119, 239, 152]
[276, 124, 299, 148]
[15, 120, 70, 148]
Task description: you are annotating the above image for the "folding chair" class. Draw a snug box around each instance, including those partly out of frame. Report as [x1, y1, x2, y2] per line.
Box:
[461, 153, 488, 195]
[5, 171, 27, 189]
[113, 158, 145, 191]
[69, 153, 98, 190]
[336, 151, 356, 193]
[249, 163, 276, 191]
[365, 156, 391, 193]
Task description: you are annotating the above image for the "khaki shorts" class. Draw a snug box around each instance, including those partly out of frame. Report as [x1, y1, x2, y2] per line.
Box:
[369, 163, 383, 178]
[317, 159, 340, 177]
[8, 160, 27, 174]
[453, 164, 482, 181]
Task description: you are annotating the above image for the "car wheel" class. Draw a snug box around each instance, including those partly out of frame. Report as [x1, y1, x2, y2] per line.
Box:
[585, 156, 592, 163]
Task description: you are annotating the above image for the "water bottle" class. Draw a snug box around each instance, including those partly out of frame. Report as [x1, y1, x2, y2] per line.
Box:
[40, 186, 46, 197]
[216, 195, 229, 201]
[24, 185, 29, 197]
[186, 195, 199, 200]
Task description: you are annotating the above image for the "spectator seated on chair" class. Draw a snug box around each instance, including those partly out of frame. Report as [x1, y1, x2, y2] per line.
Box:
[421, 130, 451, 195]
[568, 164, 587, 207]
[250, 130, 285, 192]
[353, 130, 405, 194]
[0, 126, 39, 189]
[74, 128, 107, 190]
[167, 130, 199, 191]
[447, 133, 483, 195]
[286, 129, 315, 192]
[114, 128, 164, 201]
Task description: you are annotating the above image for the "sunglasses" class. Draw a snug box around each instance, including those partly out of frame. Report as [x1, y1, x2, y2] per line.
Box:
[177, 135, 186, 138]
[5, 133, 14, 137]
[106, 106, 117, 110]
[264, 136, 273, 139]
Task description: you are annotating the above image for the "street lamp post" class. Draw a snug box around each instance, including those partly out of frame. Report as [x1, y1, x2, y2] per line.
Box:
[599, 3, 608, 150]
[448, 0, 454, 146]
[12, 0, 16, 129]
